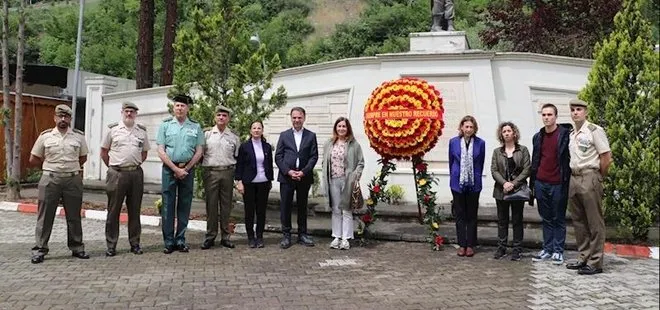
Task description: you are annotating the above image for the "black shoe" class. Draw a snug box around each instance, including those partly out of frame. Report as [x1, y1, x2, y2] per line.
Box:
[256, 238, 264, 248]
[105, 248, 117, 257]
[130, 245, 143, 255]
[577, 265, 603, 275]
[510, 251, 522, 261]
[493, 248, 506, 260]
[201, 240, 214, 250]
[177, 244, 190, 253]
[280, 236, 292, 249]
[72, 251, 90, 259]
[248, 239, 257, 248]
[566, 261, 587, 270]
[163, 246, 175, 254]
[220, 240, 235, 249]
[31, 254, 44, 264]
[297, 234, 315, 247]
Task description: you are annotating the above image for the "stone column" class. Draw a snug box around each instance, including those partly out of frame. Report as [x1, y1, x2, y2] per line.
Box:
[83, 77, 117, 181]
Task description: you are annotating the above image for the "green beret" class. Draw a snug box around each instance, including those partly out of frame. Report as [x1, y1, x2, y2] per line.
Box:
[215, 104, 232, 114]
[55, 104, 72, 116]
[122, 101, 139, 111]
[569, 98, 588, 107]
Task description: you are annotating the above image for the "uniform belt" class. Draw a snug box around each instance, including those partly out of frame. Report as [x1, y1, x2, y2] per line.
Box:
[172, 162, 189, 168]
[571, 168, 598, 176]
[205, 165, 235, 171]
[110, 165, 140, 172]
[45, 171, 79, 178]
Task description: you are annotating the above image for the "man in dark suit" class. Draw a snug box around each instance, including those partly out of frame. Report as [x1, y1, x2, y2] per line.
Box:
[275, 107, 319, 249]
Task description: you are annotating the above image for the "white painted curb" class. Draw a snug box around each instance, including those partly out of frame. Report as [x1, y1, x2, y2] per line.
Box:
[0, 201, 19, 212]
[85, 209, 107, 221]
[140, 215, 161, 226]
[187, 220, 206, 232]
[651, 247, 659, 260]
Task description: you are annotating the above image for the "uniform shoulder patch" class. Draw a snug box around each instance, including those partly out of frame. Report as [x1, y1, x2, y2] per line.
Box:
[39, 128, 52, 136]
[163, 116, 173, 122]
[587, 123, 598, 131]
[136, 123, 147, 131]
[72, 128, 84, 135]
[107, 122, 119, 129]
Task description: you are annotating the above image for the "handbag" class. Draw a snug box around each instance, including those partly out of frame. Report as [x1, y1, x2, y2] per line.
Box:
[350, 181, 364, 210]
[503, 183, 531, 201]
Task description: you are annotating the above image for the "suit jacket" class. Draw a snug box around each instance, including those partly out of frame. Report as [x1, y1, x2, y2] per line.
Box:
[234, 138, 274, 183]
[275, 128, 319, 184]
[448, 135, 486, 193]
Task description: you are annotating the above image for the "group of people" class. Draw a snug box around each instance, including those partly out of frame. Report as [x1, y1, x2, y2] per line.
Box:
[448, 99, 611, 275]
[28, 95, 612, 276]
[28, 95, 362, 264]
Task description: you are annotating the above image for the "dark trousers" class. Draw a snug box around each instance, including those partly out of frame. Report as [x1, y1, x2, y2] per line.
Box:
[496, 199, 524, 252]
[243, 181, 271, 240]
[105, 167, 144, 250]
[33, 174, 84, 256]
[161, 166, 194, 248]
[280, 181, 312, 235]
[535, 180, 567, 254]
[452, 190, 480, 248]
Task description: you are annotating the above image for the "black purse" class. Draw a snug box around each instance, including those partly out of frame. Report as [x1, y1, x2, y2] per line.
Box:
[502, 158, 531, 201]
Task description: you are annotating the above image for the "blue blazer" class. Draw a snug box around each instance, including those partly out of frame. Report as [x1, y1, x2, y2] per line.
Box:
[274, 128, 319, 185]
[448, 136, 486, 193]
[235, 139, 274, 183]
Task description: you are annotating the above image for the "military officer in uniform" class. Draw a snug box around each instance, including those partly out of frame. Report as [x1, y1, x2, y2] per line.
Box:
[200, 105, 240, 250]
[156, 94, 205, 254]
[565, 98, 612, 275]
[100, 101, 150, 256]
[29, 104, 90, 264]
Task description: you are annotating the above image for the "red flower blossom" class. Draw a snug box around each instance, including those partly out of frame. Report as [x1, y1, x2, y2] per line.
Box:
[423, 195, 431, 203]
[435, 235, 444, 246]
[373, 185, 381, 193]
[415, 162, 427, 172]
[361, 214, 373, 224]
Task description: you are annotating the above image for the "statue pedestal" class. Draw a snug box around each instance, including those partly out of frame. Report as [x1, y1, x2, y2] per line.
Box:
[409, 31, 469, 53]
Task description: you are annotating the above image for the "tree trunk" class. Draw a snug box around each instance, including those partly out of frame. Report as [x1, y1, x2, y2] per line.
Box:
[136, 0, 154, 89]
[161, 0, 177, 86]
[8, 0, 26, 200]
[1, 0, 12, 192]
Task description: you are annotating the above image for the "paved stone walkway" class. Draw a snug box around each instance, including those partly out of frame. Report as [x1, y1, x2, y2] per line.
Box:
[0, 211, 658, 309]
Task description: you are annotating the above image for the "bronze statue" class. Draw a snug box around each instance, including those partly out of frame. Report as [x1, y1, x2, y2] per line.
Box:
[430, 0, 455, 32]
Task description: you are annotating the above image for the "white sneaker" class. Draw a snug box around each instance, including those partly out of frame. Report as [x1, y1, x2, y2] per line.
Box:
[339, 239, 350, 250]
[552, 253, 564, 265]
[330, 237, 340, 249]
[531, 250, 552, 262]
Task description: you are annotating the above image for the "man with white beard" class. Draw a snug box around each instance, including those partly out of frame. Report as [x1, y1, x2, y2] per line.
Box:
[100, 101, 150, 257]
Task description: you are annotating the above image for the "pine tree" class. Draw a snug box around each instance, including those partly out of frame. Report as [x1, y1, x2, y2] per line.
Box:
[580, 0, 659, 240]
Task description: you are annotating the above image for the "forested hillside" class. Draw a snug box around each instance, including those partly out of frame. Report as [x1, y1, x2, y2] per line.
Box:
[5, 0, 658, 80]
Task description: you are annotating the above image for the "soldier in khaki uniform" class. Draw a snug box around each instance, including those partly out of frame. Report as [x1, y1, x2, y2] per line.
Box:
[100, 102, 150, 257]
[29, 104, 90, 264]
[565, 98, 612, 275]
[200, 105, 240, 249]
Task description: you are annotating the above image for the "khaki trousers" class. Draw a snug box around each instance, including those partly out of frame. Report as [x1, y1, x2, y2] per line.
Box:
[568, 169, 605, 269]
[105, 167, 144, 249]
[203, 168, 235, 241]
[33, 173, 84, 255]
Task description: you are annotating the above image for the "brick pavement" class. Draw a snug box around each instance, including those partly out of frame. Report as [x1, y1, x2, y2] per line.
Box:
[0, 211, 658, 310]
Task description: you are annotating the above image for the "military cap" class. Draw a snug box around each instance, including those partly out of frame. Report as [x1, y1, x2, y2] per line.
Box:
[55, 104, 73, 116]
[569, 98, 588, 107]
[215, 104, 233, 115]
[170, 94, 194, 105]
[122, 101, 139, 111]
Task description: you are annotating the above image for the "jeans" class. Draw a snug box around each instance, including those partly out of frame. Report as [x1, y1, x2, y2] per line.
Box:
[496, 199, 524, 252]
[535, 180, 568, 254]
[161, 166, 194, 248]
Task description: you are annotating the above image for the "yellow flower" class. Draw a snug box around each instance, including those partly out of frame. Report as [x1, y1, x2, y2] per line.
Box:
[366, 199, 374, 205]
[418, 179, 427, 186]
[432, 222, 439, 229]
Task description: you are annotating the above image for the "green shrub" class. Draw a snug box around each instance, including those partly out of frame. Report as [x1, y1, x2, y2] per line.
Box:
[385, 184, 405, 204]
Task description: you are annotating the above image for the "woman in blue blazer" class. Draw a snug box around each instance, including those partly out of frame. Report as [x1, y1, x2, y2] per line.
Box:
[448, 115, 486, 257]
[235, 121, 274, 248]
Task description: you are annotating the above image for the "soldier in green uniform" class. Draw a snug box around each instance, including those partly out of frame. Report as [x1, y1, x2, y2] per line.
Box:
[156, 95, 205, 254]
[200, 105, 240, 250]
[101, 101, 150, 256]
[29, 104, 90, 264]
[565, 98, 612, 275]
